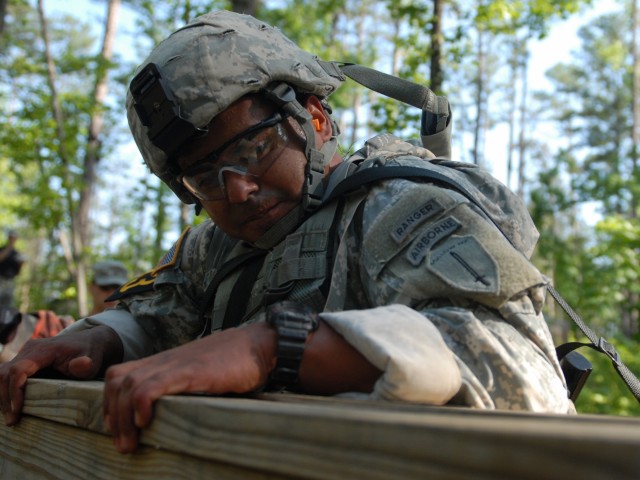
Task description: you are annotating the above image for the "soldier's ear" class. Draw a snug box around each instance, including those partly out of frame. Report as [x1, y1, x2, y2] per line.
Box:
[304, 96, 332, 141]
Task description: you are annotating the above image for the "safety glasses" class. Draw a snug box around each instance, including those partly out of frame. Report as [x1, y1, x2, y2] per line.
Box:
[179, 112, 291, 201]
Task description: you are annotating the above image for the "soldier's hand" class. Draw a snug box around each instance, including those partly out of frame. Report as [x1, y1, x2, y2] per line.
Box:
[0, 325, 122, 426]
[103, 322, 277, 453]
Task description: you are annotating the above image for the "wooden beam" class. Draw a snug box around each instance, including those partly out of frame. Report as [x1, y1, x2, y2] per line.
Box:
[0, 378, 638, 479]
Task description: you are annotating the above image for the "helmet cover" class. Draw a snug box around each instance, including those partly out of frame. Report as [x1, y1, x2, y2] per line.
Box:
[126, 10, 344, 203]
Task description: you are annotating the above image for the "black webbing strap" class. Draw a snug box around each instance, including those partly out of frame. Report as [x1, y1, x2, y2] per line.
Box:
[325, 164, 504, 235]
[318, 197, 346, 300]
[222, 253, 268, 330]
[325, 162, 640, 403]
[549, 285, 640, 402]
[198, 249, 268, 335]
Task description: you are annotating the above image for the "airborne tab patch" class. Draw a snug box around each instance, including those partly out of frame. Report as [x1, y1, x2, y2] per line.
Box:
[406, 216, 461, 266]
[106, 227, 190, 301]
[390, 199, 444, 244]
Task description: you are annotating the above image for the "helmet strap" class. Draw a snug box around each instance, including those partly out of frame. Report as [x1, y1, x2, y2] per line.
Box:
[252, 204, 304, 250]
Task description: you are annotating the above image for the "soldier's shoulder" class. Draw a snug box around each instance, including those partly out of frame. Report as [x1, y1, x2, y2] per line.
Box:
[108, 221, 217, 301]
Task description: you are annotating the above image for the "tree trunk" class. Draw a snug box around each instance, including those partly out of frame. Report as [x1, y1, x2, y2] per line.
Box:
[618, 0, 640, 337]
[429, 0, 444, 93]
[349, 7, 366, 147]
[506, 42, 519, 190]
[230, 0, 260, 16]
[36, 0, 79, 298]
[0, 0, 7, 35]
[37, 0, 67, 164]
[472, 26, 485, 166]
[516, 50, 529, 199]
[70, 0, 120, 316]
[631, 0, 639, 219]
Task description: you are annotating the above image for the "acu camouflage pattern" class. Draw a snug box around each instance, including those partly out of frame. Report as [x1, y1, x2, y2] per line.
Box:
[108, 134, 570, 412]
[126, 10, 343, 204]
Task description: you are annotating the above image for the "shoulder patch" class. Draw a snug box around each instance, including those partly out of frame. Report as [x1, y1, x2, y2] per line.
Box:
[153, 226, 190, 273]
[406, 216, 461, 266]
[427, 235, 499, 294]
[106, 227, 190, 301]
[390, 199, 444, 244]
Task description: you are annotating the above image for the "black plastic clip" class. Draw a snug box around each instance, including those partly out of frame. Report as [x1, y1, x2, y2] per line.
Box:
[597, 337, 621, 366]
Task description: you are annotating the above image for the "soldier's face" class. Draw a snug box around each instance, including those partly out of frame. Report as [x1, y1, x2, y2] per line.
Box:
[178, 96, 310, 243]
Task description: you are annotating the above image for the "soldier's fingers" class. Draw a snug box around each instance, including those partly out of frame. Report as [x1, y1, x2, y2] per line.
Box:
[67, 356, 98, 379]
[4, 366, 29, 425]
[0, 367, 12, 423]
[112, 374, 142, 453]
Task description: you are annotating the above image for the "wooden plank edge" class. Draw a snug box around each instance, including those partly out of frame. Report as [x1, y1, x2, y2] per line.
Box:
[15, 378, 640, 480]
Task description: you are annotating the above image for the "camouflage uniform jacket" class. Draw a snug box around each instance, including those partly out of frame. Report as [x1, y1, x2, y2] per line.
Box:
[67, 134, 573, 413]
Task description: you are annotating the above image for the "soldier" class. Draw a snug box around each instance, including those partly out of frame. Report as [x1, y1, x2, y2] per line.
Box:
[0, 11, 573, 454]
[0, 260, 128, 362]
[87, 261, 129, 316]
[0, 230, 25, 309]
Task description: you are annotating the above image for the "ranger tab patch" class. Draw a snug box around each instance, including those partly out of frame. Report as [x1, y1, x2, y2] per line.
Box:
[390, 199, 444, 244]
[106, 227, 190, 301]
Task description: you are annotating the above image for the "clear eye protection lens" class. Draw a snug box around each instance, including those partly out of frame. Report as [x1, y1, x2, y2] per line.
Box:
[179, 115, 290, 202]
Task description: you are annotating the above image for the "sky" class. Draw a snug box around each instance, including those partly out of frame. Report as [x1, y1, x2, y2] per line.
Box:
[528, 0, 617, 90]
[490, 0, 619, 224]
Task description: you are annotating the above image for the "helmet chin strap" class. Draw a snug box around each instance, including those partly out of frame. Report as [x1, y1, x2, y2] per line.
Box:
[252, 204, 304, 250]
[251, 83, 339, 250]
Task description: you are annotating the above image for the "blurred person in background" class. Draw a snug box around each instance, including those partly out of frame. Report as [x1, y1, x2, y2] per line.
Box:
[0, 230, 25, 309]
[0, 260, 128, 362]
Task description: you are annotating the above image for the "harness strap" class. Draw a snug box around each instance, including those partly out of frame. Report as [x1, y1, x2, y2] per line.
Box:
[222, 254, 268, 330]
[326, 163, 509, 239]
[319, 197, 346, 300]
[337, 63, 444, 113]
[198, 249, 268, 336]
[549, 285, 640, 401]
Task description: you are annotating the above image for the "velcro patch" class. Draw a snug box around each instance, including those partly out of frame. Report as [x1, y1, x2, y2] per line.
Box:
[153, 227, 190, 273]
[107, 270, 159, 300]
[106, 227, 190, 301]
[406, 216, 461, 266]
[390, 199, 444, 244]
[427, 235, 498, 294]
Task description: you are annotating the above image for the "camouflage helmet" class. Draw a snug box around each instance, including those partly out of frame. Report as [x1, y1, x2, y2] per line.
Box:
[126, 10, 344, 204]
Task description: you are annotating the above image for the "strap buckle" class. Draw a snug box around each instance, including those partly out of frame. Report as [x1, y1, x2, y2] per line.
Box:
[597, 337, 621, 367]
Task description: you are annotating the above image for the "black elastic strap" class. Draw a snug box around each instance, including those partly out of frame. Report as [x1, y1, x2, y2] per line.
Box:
[222, 254, 268, 330]
[318, 197, 346, 300]
[325, 164, 509, 240]
[198, 249, 268, 335]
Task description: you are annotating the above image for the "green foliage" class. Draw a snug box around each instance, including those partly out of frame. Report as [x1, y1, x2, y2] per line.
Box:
[543, 11, 636, 216]
[530, 7, 639, 353]
[476, 0, 589, 36]
[583, 217, 640, 324]
[126, 0, 230, 46]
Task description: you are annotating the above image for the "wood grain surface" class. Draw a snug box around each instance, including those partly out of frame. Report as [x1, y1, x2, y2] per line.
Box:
[0, 378, 638, 479]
